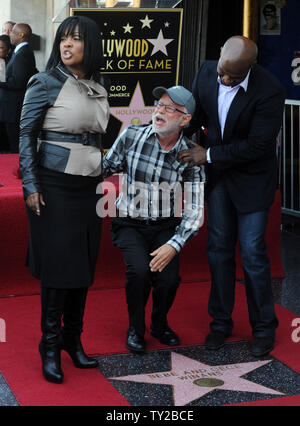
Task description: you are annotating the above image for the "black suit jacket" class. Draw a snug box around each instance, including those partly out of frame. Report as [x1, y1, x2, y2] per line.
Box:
[186, 61, 286, 214]
[0, 44, 37, 123]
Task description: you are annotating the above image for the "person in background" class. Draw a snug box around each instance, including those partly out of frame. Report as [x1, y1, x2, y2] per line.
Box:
[178, 36, 285, 357]
[103, 86, 205, 353]
[19, 15, 110, 384]
[0, 23, 37, 153]
[0, 34, 12, 152]
[2, 21, 15, 36]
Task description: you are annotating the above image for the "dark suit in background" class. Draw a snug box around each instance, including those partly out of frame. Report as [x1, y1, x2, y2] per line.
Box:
[0, 43, 37, 153]
[186, 60, 286, 340]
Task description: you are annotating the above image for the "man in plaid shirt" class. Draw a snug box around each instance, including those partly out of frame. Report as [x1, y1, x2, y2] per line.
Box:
[103, 86, 205, 353]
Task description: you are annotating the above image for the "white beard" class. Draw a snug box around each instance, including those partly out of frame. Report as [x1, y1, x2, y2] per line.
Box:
[152, 113, 184, 136]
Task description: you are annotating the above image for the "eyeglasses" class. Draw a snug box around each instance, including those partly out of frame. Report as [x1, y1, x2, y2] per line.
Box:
[154, 100, 188, 115]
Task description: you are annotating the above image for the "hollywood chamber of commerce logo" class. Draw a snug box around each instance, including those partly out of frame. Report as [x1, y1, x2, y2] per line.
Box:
[109, 81, 155, 134]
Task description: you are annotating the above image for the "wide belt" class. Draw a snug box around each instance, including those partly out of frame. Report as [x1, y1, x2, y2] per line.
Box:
[40, 130, 102, 149]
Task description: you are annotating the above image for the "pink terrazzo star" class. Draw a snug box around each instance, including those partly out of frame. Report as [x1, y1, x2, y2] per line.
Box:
[110, 352, 284, 406]
[110, 82, 155, 134]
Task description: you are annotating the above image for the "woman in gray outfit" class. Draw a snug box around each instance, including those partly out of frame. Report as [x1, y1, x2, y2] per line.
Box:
[19, 16, 110, 384]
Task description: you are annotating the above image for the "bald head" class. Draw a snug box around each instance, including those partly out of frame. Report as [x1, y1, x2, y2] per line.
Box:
[221, 36, 257, 68]
[218, 36, 258, 87]
[10, 23, 32, 46]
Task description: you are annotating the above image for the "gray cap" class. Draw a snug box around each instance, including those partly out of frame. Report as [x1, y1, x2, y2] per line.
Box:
[152, 85, 196, 115]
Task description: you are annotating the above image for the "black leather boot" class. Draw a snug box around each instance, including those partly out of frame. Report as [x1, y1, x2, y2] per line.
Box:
[39, 341, 63, 384]
[40, 288, 67, 384]
[61, 288, 98, 369]
[61, 333, 98, 368]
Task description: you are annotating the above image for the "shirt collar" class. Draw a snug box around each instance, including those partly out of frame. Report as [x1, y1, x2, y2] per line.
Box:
[217, 68, 251, 92]
[14, 42, 28, 54]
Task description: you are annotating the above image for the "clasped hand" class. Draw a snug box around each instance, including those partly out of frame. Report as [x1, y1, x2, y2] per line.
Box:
[177, 141, 207, 166]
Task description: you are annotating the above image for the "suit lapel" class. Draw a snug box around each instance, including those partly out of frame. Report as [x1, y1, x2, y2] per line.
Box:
[7, 51, 16, 66]
[5, 52, 15, 77]
[9, 44, 27, 62]
[6, 45, 28, 74]
[211, 72, 222, 141]
[222, 69, 257, 143]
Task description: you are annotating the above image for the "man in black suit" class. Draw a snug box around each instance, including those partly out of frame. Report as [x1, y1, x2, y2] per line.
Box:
[179, 36, 286, 357]
[0, 23, 37, 153]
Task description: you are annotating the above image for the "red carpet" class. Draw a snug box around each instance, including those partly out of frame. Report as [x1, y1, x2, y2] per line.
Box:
[0, 154, 285, 297]
[0, 154, 292, 406]
[0, 282, 299, 406]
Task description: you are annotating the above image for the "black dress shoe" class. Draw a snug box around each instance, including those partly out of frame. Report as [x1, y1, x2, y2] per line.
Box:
[126, 327, 145, 353]
[151, 326, 180, 346]
[250, 337, 274, 357]
[205, 331, 229, 350]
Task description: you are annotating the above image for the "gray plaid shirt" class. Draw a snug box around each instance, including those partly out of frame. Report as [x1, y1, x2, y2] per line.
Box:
[103, 124, 205, 252]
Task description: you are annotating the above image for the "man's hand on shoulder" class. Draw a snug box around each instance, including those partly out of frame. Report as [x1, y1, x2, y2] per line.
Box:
[178, 141, 207, 166]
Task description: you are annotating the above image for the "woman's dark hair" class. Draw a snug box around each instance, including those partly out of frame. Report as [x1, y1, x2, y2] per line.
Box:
[0, 34, 12, 56]
[46, 15, 104, 81]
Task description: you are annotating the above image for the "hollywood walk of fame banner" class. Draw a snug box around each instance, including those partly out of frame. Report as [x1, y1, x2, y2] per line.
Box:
[71, 8, 183, 149]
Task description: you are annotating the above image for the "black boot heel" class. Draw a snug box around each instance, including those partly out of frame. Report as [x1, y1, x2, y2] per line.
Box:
[62, 288, 98, 369]
[61, 334, 98, 369]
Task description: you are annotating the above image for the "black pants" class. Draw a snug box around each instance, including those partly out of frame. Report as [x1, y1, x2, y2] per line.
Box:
[111, 217, 181, 337]
[5, 122, 19, 153]
[0, 122, 9, 152]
